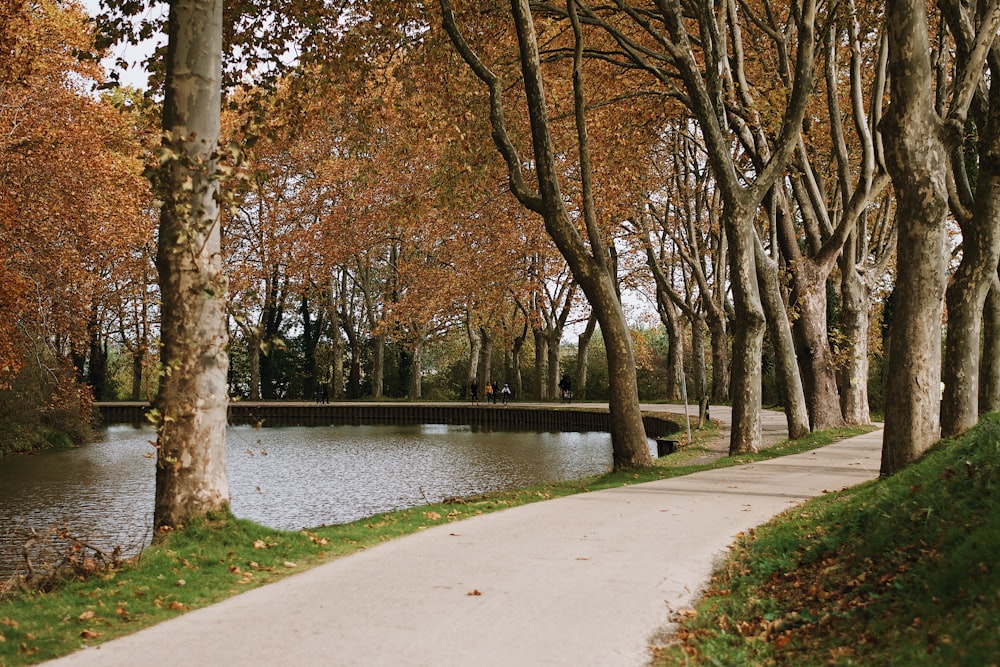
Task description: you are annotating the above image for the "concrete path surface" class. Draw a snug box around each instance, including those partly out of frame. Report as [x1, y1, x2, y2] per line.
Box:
[46, 408, 882, 666]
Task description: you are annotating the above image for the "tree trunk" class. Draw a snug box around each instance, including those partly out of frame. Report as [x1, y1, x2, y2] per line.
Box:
[838, 230, 872, 425]
[942, 109, 1000, 435]
[574, 311, 596, 401]
[690, 313, 707, 410]
[546, 328, 561, 400]
[300, 295, 321, 401]
[881, 0, 949, 474]
[247, 332, 261, 401]
[789, 261, 845, 430]
[706, 310, 730, 404]
[980, 265, 1000, 412]
[479, 326, 493, 388]
[408, 337, 423, 400]
[657, 292, 682, 402]
[327, 279, 345, 399]
[153, 0, 229, 532]
[371, 334, 385, 399]
[467, 317, 482, 394]
[755, 236, 810, 438]
[441, 0, 652, 467]
[511, 328, 525, 400]
[131, 347, 144, 401]
[533, 328, 547, 400]
[726, 208, 765, 454]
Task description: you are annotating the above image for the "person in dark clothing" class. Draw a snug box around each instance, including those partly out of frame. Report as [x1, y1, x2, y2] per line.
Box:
[558, 374, 572, 402]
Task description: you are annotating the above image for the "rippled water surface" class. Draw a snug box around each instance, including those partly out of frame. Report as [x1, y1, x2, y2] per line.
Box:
[1, 424, 651, 578]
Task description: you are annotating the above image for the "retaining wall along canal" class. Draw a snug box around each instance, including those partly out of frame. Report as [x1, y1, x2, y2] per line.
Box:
[96, 402, 680, 439]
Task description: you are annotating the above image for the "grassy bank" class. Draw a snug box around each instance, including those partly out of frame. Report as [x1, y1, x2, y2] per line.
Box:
[654, 413, 1000, 666]
[0, 420, 872, 666]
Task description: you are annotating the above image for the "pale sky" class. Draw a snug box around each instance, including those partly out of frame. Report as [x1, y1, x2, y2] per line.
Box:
[82, 0, 162, 91]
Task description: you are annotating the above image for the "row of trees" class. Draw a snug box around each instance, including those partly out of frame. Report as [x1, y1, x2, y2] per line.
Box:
[4, 0, 999, 526]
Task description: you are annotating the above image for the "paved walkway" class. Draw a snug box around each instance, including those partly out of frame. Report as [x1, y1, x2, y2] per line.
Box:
[46, 406, 882, 666]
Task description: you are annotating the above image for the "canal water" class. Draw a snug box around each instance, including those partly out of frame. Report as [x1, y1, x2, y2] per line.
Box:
[1, 424, 653, 578]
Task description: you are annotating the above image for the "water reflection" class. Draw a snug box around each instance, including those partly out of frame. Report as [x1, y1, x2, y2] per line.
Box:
[1, 424, 653, 578]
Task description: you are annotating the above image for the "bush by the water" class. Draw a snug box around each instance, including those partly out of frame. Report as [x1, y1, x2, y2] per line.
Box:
[0, 361, 95, 457]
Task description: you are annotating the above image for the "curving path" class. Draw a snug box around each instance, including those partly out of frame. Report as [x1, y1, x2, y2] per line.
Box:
[45, 405, 882, 666]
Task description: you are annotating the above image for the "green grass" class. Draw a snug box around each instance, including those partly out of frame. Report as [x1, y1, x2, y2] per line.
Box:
[0, 419, 873, 666]
[654, 413, 1000, 666]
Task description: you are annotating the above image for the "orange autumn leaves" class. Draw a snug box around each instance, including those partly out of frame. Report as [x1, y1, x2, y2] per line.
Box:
[0, 0, 147, 387]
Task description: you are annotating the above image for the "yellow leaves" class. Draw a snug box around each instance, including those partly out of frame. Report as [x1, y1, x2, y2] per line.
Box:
[423, 511, 442, 520]
[77, 610, 95, 621]
[301, 531, 329, 546]
[79, 629, 101, 640]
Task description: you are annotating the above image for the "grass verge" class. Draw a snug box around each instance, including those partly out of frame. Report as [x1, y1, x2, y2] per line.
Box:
[0, 420, 873, 666]
[653, 412, 1000, 666]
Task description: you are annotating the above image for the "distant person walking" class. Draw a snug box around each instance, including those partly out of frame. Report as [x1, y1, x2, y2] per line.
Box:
[470, 381, 479, 405]
[484, 382, 494, 404]
[559, 374, 572, 402]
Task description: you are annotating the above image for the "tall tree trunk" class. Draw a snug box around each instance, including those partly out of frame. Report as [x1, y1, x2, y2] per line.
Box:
[87, 330, 108, 401]
[574, 311, 596, 401]
[300, 295, 321, 401]
[942, 104, 1000, 435]
[479, 326, 493, 388]
[706, 311, 730, 404]
[755, 235, 810, 438]
[788, 263, 845, 430]
[131, 347, 144, 401]
[690, 313, 709, 425]
[329, 292, 347, 399]
[511, 327, 525, 400]
[546, 328, 561, 400]
[657, 290, 682, 402]
[247, 331, 261, 401]
[441, 0, 652, 467]
[726, 207, 765, 454]
[408, 337, 423, 400]
[532, 327, 547, 400]
[153, 0, 229, 531]
[467, 317, 482, 395]
[981, 266, 1000, 412]
[838, 229, 872, 425]
[881, 0, 949, 473]
[370, 334, 384, 399]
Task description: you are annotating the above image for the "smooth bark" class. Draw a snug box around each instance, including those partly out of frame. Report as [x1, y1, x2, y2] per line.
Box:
[981, 266, 1000, 412]
[880, 0, 949, 474]
[153, 0, 229, 531]
[755, 233, 810, 439]
[440, 0, 653, 467]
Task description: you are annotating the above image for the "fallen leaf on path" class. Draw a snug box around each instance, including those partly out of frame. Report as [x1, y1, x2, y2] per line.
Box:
[467, 589, 483, 596]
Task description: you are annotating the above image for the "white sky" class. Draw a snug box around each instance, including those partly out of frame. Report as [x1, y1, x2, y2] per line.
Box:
[82, 0, 162, 91]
